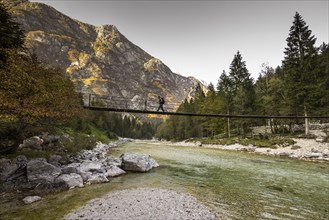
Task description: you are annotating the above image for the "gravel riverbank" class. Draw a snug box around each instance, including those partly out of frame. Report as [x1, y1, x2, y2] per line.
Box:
[64, 188, 217, 220]
[140, 138, 329, 162]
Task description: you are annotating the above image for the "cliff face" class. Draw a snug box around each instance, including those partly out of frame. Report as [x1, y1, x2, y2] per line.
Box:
[5, 0, 207, 110]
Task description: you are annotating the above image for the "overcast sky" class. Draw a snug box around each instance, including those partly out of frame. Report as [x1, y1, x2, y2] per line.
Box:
[30, 0, 328, 85]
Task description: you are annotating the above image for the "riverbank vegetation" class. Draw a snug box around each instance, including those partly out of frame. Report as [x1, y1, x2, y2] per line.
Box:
[156, 12, 329, 141]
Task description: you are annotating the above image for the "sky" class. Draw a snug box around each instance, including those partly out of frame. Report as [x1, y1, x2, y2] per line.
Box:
[30, 0, 328, 85]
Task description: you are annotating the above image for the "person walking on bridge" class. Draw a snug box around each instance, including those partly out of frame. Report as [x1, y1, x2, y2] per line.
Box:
[157, 96, 165, 112]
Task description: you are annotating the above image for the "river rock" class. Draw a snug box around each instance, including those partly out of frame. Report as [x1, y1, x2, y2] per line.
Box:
[48, 155, 63, 167]
[55, 173, 84, 189]
[291, 145, 301, 150]
[315, 136, 326, 143]
[4, 156, 28, 182]
[278, 152, 291, 156]
[41, 132, 60, 144]
[22, 196, 42, 204]
[66, 162, 80, 169]
[78, 150, 97, 161]
[86, 173, 109, 184]
[304, 153, 322, 159]
[120, 152, 159, 172]
[196, 141, 202, 147]
[6, 166, 27, 182]
[62, 166, 78, 174]
[322, 149, 329, 157]
[247, 145, 256, 152]
[0, 159, 18, 181]
[27, 158, 62, 183]
[19, 136, 43, 150]
[104, 166, 126, 177]
[79, 171, 92, 182]
[12, 155, 28, 167]
[77, 161, 103, 173]
[311, 148, 321, 153]
[106, 156, 122, 167]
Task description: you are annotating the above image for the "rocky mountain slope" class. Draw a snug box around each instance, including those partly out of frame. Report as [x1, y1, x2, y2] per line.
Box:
[5, 0, 207, 110]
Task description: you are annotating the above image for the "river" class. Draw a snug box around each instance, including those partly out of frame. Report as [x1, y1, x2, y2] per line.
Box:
[1, 140, 328, 220]
[110, 141, 329, 220]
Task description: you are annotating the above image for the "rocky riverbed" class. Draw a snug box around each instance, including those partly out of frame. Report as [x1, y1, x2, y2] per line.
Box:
[0, 138, 159, 200]
[64, 188, 217, 220]
[144, 137, 329, 162]
[1, 137, 218, 220]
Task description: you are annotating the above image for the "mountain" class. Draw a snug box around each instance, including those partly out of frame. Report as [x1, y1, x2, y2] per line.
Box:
[4, 0, 208, 111]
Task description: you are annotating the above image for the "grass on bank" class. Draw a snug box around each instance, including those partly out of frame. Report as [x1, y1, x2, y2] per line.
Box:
[2, 123, 117, 161]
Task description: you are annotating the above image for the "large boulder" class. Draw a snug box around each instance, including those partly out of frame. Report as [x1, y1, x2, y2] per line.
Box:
[120, 152, 159, 172]
[27, 158, 62, 183]
[55, 173, 83, 189]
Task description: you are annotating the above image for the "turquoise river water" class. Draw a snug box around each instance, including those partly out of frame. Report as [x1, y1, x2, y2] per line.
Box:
[111, 141, 329, 220]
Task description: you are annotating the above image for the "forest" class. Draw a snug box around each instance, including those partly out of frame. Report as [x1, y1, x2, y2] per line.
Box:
[156, 12, 329, 140]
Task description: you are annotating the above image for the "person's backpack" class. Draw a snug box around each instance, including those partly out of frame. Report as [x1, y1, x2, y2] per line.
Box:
[160, 97, 165, 104]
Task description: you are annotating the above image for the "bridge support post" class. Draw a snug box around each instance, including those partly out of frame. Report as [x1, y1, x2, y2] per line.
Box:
[144, 99, 147, 110]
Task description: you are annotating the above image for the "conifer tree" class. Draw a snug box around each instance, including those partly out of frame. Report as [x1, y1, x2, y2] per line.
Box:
[316, 43, 329, 116]
[283, 12, 318, 134]
[217, 70, 234, 137]
[0, 2, 25, 66]
[228, 51, 255, 136]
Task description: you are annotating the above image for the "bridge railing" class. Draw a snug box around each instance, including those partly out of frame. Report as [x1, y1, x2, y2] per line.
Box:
[81, 93, 329, 119]
[82, 93, 181, 112]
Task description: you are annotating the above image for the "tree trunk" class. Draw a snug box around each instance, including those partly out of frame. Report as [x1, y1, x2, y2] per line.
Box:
[270, 119, 274, 133]
[304, 105, 309, 135]
[227, 108, 231, 138]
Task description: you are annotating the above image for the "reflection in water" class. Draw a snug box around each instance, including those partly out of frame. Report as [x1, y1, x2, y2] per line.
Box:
[111, 141, 329, 220]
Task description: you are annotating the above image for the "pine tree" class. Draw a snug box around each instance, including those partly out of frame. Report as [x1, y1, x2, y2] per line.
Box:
[283, 12, 319, 134]
[283, 12, 317, 68]
[316, 43, 329, 116]
[228, 51, 255, 136]
[217, 70, 234, 137]
[0, 2, 25, 66]
[229, 51, 253, 90]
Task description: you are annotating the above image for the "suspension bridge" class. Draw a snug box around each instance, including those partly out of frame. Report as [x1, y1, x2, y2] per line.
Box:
[82, 94, 329, 119]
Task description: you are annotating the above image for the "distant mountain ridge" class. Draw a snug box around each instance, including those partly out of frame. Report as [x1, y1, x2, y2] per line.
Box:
[4, 0, 207, 110]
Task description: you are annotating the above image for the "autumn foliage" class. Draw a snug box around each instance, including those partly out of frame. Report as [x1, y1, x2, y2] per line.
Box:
[0, 51, 83, 124]
[0, 2, 84, 152]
